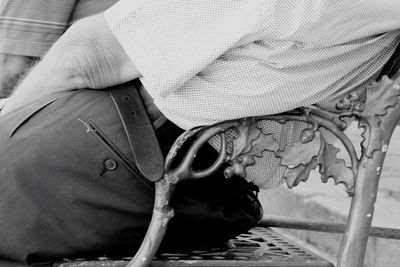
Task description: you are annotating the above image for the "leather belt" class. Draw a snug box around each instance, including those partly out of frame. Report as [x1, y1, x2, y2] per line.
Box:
[109, 82, 164, 182]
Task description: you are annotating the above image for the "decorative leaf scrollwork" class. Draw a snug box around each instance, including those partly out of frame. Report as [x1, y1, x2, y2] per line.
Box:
[224, 118, 279, 179]
[358, 76, 400, 158]
[362, 76, 399, 122]
[336, 90, 365, 113]
[319, 142, 354, 188]
[282, 158, 319, 189]
[277, 131, 354, 189]
[277, 131, 322, 188]
[278, 131, 322, 168]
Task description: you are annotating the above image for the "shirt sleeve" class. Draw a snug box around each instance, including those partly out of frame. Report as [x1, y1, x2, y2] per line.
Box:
[69, 0, 118, 23]
[0, 0, 78, 57]
[104, 0, 264, 98]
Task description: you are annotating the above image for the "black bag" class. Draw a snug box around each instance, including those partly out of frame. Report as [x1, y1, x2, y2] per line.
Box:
[164, 175, 262, 251]
[0, 83, 262, 266]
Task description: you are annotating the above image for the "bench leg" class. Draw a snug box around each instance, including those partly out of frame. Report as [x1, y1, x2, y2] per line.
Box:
[338, 74, 400, 267]
[126, 179, 176, 267]
[126, 126, 229, 267]
[337, 151, 386, 267]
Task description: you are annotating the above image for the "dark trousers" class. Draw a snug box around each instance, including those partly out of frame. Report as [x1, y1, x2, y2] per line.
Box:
[0, 82, 261, 266]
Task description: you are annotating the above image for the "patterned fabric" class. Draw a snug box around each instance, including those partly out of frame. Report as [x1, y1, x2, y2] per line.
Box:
[0, 0, 117, 57]
[105, 0, 400, 130]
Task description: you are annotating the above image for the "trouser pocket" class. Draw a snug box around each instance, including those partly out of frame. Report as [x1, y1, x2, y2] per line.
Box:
[82, 119, 152, 188]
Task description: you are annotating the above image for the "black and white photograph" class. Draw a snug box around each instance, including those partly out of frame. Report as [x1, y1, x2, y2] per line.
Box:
[0, 1, 399, 266]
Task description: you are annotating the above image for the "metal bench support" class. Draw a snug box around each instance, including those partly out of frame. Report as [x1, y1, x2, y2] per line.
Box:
[126, 72, 400, 267]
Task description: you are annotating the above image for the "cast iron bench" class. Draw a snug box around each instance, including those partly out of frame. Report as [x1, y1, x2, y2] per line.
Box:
[136, 71, 400, 267]
[57, 56, 400, 266]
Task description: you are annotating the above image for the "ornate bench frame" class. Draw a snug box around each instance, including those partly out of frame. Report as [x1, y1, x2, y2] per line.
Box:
[128, 72, 400, 267]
